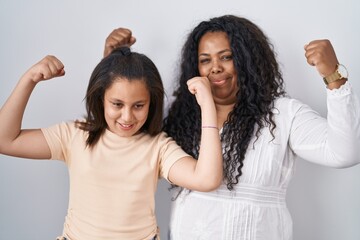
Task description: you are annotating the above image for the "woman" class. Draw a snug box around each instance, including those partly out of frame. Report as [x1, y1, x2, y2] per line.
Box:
[104, 15, 360, 239]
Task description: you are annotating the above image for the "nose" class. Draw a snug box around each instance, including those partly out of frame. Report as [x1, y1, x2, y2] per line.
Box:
[121, 107, 133, 122]
[211, 59, 223, 74]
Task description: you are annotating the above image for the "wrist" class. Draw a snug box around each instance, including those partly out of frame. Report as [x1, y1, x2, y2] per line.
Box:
[202, 125, 219, 130]
[326, 78, 347, 90]
[20, 73, 39, 87]
[323, 63, 348, 85]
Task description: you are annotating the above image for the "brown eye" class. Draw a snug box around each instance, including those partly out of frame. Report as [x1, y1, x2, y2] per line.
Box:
[112, 102, 122, 108]
[134, 104, 144, 109]
[199, 58, 210, 64]
[221, 55, 233, 61]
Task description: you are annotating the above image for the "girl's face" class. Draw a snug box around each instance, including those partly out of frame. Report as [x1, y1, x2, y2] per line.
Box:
[103, 78, 150, 137]
[197, 31, 239, 106]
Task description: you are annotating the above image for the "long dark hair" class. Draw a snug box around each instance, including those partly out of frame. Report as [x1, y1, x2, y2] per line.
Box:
[77, 47, 164, 147]
[163, 15, 286, 190]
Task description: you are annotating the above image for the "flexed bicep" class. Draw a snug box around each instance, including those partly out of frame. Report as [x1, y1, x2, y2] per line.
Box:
[0, 55, 63, 159]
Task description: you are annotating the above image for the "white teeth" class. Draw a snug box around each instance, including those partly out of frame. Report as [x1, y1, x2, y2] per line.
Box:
[120, 123, 132, 127]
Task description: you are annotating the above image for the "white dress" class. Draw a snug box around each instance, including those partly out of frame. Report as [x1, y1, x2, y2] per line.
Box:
[169, 82, 360, 240]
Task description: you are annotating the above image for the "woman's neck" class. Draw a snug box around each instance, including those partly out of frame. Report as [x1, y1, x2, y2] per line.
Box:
[215, 102, 235, 129]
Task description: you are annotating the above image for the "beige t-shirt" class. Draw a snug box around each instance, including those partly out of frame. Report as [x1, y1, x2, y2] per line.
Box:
[41, 122, 189, 240]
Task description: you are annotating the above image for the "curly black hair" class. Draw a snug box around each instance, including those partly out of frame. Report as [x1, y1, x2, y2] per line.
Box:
[162, 15, 286, 190]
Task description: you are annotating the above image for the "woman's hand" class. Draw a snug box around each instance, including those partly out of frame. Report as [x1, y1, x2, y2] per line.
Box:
[103, 27, 136, 57]
[304, 39, 339, 78]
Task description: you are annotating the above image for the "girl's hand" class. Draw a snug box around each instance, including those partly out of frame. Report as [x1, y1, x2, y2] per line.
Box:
[104, 27, 136, 57]
[187, 76, 214, 108]
[24, 55, 65, 83]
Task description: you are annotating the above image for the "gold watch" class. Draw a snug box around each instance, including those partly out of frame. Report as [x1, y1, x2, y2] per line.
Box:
[323, 64, 348, 85]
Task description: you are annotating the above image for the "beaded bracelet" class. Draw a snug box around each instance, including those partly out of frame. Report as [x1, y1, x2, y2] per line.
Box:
[202, 125, 219, 130]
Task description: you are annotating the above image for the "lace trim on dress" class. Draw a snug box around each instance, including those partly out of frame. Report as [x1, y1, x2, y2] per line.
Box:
[327, 80, 351, 97]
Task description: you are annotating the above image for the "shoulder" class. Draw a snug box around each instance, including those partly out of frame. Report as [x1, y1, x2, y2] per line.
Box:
[41, 121, 87, 141]
[46, 121, 82, 132]
[125, 132, 173, 148]
[271, 97, 322, 128]
[273, 97, 306, 115]
[150, 131, 174, 146]
[150, 132, 186, 153]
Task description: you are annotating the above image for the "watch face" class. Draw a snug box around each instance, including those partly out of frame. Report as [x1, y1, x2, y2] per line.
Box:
[337, 64, 349, 78]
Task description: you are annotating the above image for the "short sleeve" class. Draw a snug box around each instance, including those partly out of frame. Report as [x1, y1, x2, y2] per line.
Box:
[41, 121, 78, 163]
[157, 132, 190, 181]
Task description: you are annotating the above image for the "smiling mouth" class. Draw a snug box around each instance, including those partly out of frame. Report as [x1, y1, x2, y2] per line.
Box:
[118, 122, 134, 130]
[211, 79, 226, 86]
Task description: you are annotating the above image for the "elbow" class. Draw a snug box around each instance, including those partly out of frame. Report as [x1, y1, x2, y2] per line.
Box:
[332, 157, 360, 169]
[196, 174, 223, 192]
[322, 139, 360, 168]
[0, 136, 16, 155]
[202, 182, 222, 192]
[0, 141, 15, 156]
[329, 150, 360, 169]
[0, 143, 7, 155]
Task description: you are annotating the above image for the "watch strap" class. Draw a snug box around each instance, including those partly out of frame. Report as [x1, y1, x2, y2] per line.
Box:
[323, 64, 346, 85]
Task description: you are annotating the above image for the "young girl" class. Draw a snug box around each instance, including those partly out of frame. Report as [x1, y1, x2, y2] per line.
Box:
[0, 47, 222, 240]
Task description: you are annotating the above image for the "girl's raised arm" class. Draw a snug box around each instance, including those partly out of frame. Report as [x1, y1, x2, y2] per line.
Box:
[0, 55, 65, 159]
[168, 77, 223, 192]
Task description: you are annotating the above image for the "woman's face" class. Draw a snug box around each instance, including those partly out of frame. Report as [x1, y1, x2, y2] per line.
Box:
[103, 78, 150, 137]
[198, 31, 239, 106]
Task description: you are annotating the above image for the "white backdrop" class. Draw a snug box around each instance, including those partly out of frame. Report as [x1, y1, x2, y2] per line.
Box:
[0, 0, 359, 239]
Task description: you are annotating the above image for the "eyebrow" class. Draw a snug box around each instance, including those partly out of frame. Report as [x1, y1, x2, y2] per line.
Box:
[198, 49, 232, 57]
[107, 98, 148, 104]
